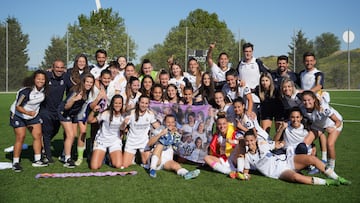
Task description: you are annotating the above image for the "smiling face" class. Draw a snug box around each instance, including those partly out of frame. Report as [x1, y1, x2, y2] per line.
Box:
[202, 73, 211, 86]
[218, 53, 229, 69]
[233, 101, 245, 116]
[277, 59, 288, 73]
[96, 52, 107, 67]
[167, 85, 177, 100]
[244, 134, 257, 152]
[100, 73, 111, 87]
[289, 110, 302, 128]
[195, 137, 203, 148]
[34, 73, 46, 90]
[165, 116, 176, 132]
[131, 80, 140, 93]
[214, 92, 225, 106]
[282, 81, 294, 96]
[226, 74, 237, 89]
[216, 117, 228, 135]
[171, 64, 182, 77]
[138, 97, 150, 113]
[125, 64, 136, 79]
[188, 59, 199, 75]
[304, 55, 316, 71]
[260, 75, 271, 90]
[183, 89, 193, 103]
[84, 76, 94, 90]
[113, 97, 123, 112]
[159, 74, 169, 88]
[243, 47, 253, 62]
[302, 94, 315, 110]
[117, 56, 127, 70]
[52, 60, 66, 77]
[77, 56, 87, 71]
[142, 62, 152, 75]
[151, 86, 163, 101]
[142, 77, 153, 91]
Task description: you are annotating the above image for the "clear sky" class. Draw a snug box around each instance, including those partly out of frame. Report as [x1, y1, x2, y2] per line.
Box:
[1, 0, 359, 67]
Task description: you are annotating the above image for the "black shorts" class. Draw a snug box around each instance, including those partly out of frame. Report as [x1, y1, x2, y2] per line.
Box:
[9, 112, 42, 128]
[260, 102, 285, 121]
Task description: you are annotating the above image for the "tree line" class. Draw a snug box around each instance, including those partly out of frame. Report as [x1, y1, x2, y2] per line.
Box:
[0, 8, 356, 91]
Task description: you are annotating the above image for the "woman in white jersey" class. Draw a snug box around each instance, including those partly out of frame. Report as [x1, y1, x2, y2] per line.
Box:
[229, 98, 269, 180]
[10, 70, 49, 172]
[302, 90, 343, 170]
[120, 95, 161, 168]
[243, 130, 350, 186]
[274, 107, 315, 156]
[88, 95, 125, 169]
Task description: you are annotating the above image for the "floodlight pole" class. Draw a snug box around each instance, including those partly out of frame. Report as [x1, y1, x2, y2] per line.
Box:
[6, 22, 8, 92]
[293, 29, 296, 72]
[347, 30, 350, 90]
[66, 31, 69, 66]
[185, 27, 188, 72]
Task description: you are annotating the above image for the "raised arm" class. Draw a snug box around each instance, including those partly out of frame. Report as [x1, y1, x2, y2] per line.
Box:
[207, 43, 216, 68]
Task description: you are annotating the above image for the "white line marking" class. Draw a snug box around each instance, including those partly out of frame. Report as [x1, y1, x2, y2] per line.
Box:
[331, 103, 360, 108]
[344, 120, 360, 123]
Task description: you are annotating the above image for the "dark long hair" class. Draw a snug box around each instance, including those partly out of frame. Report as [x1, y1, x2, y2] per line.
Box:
[135, 95, 150, 121]
[139, 75, 155, 97]
[71, 54, 90, 85]
[197, 72, 215, 105]
[106, 94, 124, 125]
[23, 69, 49, 94]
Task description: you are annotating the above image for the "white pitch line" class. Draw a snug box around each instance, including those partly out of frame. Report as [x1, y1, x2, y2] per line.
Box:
[331, 103, 360, 108]
[343, 120, 360, 123]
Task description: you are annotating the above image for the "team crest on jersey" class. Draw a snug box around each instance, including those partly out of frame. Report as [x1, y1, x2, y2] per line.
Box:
[324, 108, 331, 116]
[60, 80, 64, 85]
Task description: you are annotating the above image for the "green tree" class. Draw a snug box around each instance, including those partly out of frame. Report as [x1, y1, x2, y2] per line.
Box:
[288, 30, 314, 73]
[314, 32, 340, 58]
[142, 9, 239, 72]
[67, 8, 136, 64]
[0, 17, 29, 91]
[40, 36, 67, 69]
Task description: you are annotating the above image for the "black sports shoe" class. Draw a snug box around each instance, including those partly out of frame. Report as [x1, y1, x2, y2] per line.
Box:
[32, 160, 49, 167]
[12, 163, 22, 172]
[42, 153, 54, 165]
[63, 158, 76, 168]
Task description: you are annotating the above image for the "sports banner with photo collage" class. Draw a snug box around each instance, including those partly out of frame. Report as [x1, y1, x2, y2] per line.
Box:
[149, 102, 214, 163]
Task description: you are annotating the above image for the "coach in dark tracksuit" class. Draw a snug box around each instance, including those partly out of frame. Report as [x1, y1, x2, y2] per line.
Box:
[40, 60, 70, 163]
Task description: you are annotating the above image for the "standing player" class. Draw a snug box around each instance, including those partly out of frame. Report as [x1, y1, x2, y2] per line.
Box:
[301, 90, 343, 170]
[207, 42, 231, 91]
[87, 95, 125, 169]
[10, 70, 49, 172]
[120, 95, 161, 168]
